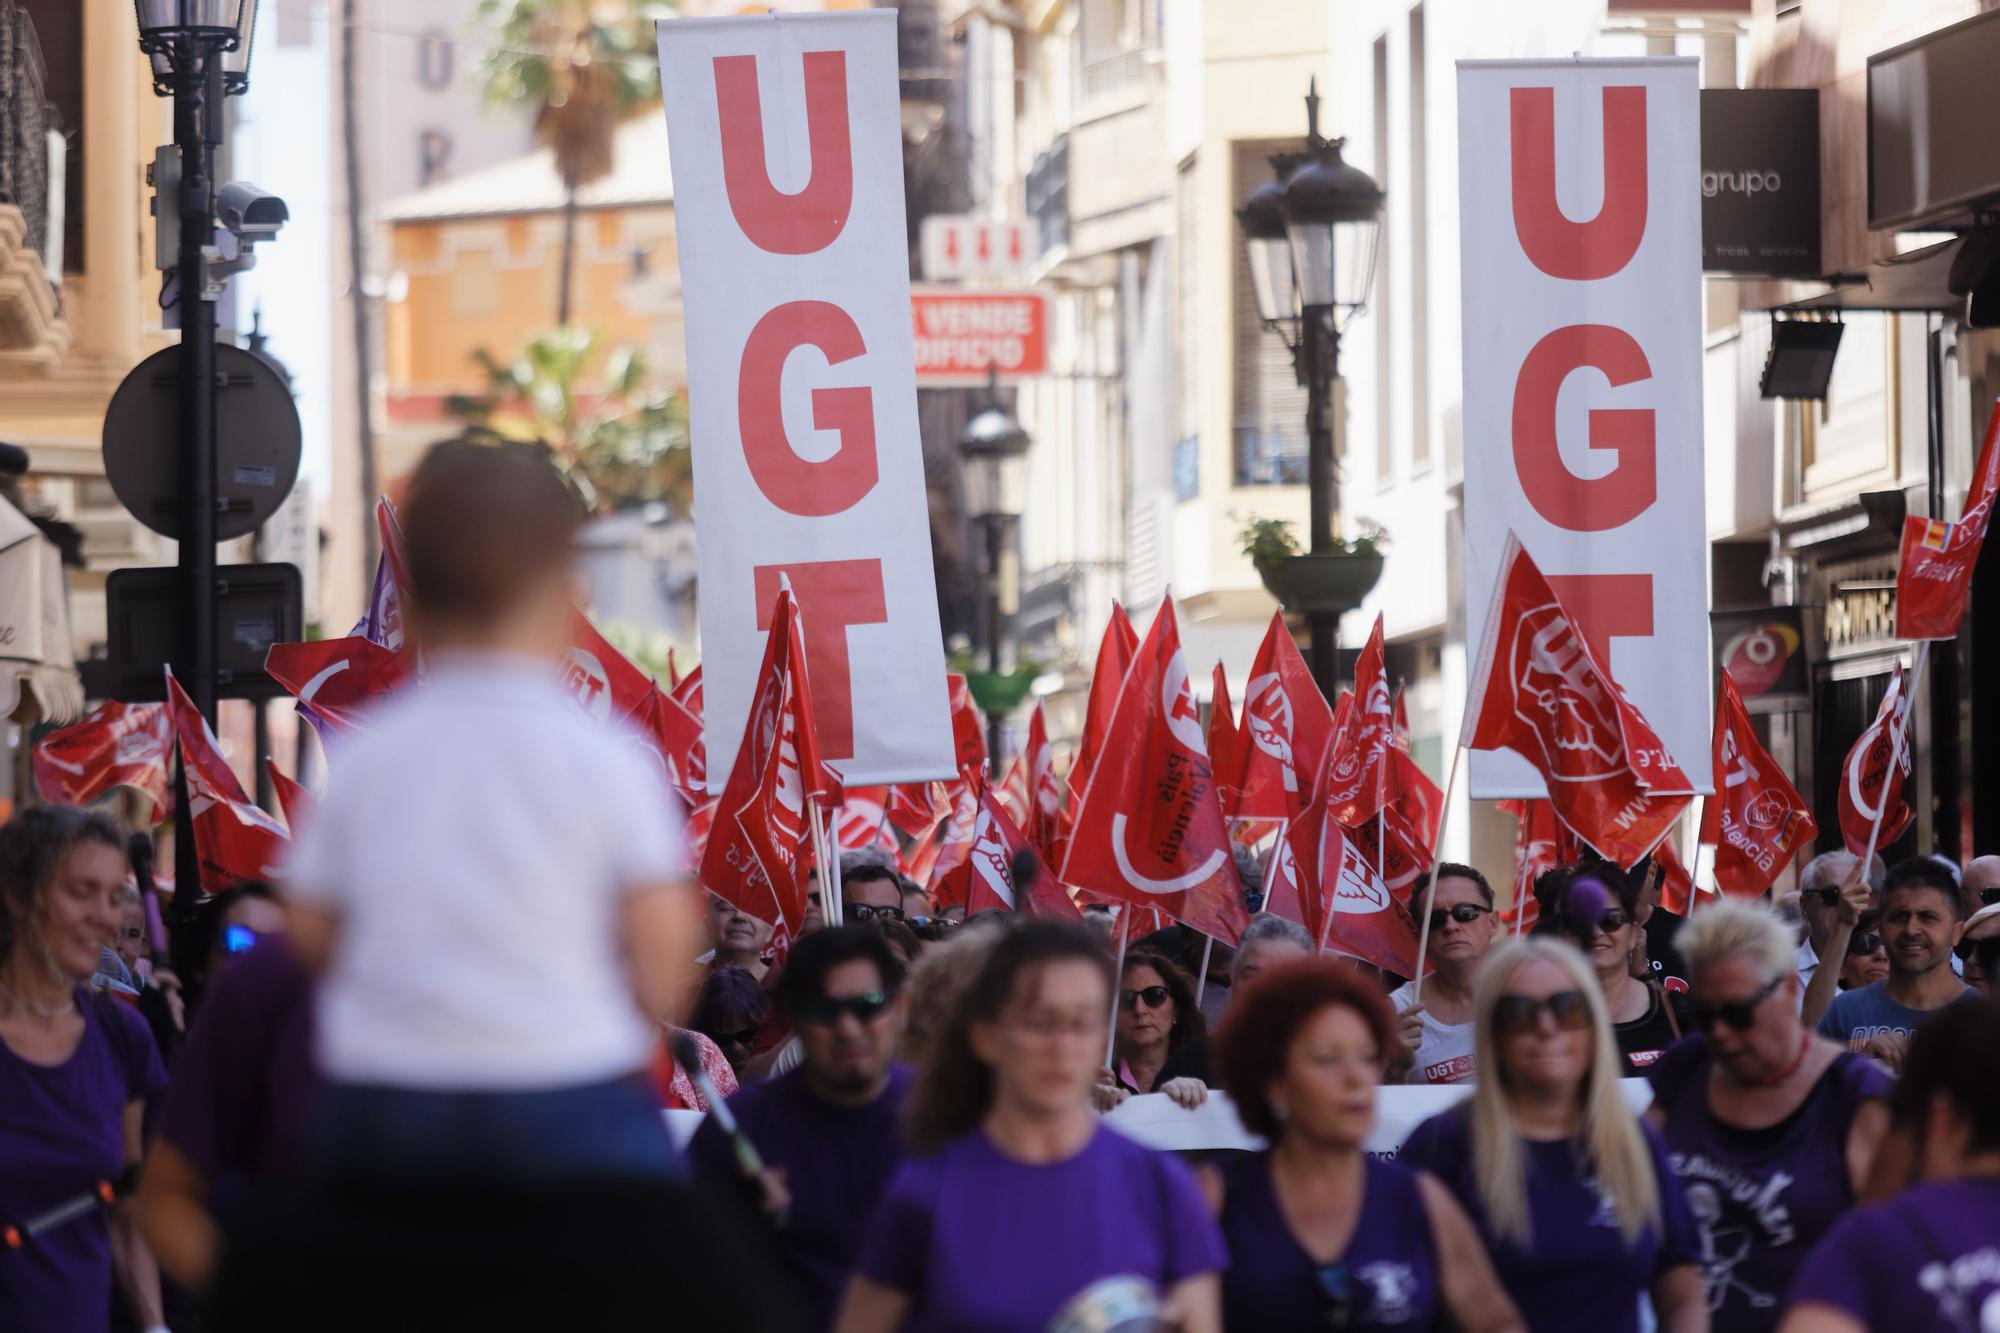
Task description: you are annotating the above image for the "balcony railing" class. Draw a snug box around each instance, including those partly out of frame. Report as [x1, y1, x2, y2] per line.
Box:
[0, 0, 53, 267]
[1235, 427, 1309, 487]
[1079, 46, 1159, 108]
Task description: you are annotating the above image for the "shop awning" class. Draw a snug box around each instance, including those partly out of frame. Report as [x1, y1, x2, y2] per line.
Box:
[1779, 237, 1963, 313]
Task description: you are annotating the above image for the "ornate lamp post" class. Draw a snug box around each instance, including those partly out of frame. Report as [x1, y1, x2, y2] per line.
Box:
[958, 379, 1032, 762]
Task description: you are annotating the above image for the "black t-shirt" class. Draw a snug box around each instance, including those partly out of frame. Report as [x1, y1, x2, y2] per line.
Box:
[1614, 985, 1688, 1075]
[1643, 907, 1690, 992]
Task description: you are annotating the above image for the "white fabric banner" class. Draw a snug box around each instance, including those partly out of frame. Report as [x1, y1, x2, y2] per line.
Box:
[1457, 58, 1712, 798]
[659, 12, 955, 790]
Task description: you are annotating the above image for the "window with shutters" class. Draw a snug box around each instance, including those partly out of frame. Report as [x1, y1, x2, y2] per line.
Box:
[1233, 140, 1307, 486]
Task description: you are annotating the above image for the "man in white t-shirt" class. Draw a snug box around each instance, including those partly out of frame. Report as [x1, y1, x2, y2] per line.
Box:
[1390, 863, 1501, 1085]
[285, 441, 695, 1183]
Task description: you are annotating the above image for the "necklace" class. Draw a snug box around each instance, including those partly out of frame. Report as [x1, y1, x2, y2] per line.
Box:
[0, 972, 75, 1021]
[1747, 1030, 1813, 1089]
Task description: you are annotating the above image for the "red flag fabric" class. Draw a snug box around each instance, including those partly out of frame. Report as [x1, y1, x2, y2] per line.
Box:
[164, 670, 288, 893]
[1261, 832, 1319, 942]
[1461, 535, 1694, 867]
[1208, 664, 1244, 822]
[636, 682, 706, 809]
[265, 638, 412, 735]
[1068, 604, 1139, 804]
[351, 497, 410, 649]
[926, 777, 981, 910]
[563, 609, 657, 724]
[666, 647, 684, 692]
[1023, 702, 1063, 861]
[697, 589, 836, 930]
[830, 787, 900, 855]
[1392, 685, 1412, 752]
[902, 817, 945, 886]
[1235, 611, 1336, 820]
[267, 760, 315, 833]
[1654, 836, 1698, 917]
[1836, 662, 1914, 856]
[1059, 596, 1249, 945]
[33, 701, 172, 823]
[1302, 813, 1427, 977]
[946, 674, 988, 780]
[885, 781, 943, 839]
[1323, 615, 1394, 828]
[1896, 399, 2000, 640]
[1497, 798, 1568, 932]
[1699, 671, 1817, 895]
[995, 753, 1032, 827]
[963, 790, 1080, 919]
[1350, 749, 1445, 896]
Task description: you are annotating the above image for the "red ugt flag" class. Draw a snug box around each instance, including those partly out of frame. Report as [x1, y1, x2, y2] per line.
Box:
[1024, 701, 1064, 861]
[165, 669, 289, 893]
[1283, 788, 1426, 977]
[1235, 610, 1336, 820]
[963, 789, 1080, 919]
[34, 701, 173, 824]
[1836, 662, 1913, 856]
[1060, 595, 1250, 945]
[1896, 398, 2000, 641]
[1323, 614, 1393, 828]
[265, 637, 412, 736]
[1068, 604, 1139, 805]
[1207, 664, 1244, 822]
[1700, 671, 1817, 894]
[267, 759, 316, 834]
[1461, 535, 1694, 868]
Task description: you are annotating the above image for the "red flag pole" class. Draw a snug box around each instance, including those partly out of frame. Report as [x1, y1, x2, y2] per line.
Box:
[1104, 908, 1132, 1070]
[1409, 743, 1464, 1006]
[1859, 641, 1929, 872]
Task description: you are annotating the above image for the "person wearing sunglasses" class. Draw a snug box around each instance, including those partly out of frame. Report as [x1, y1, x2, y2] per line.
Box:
[1541, 862, 1691, 1075]
[1402, 938, 1706, 1333]
[1778, 997, 2000, 1333]
[1644, 900, 1891, 1333]
[688, 926, 911, 1333]
[1204, 957, 1522, 1333]
[1816, 858, 1976, 1073]
[1956, 902, 2000, 994]
[839, 850, 915, 929]
[1390, 863, 1500, 1086]
[1792, 851, 1883, 1010]
[841, 922, 1224, 1333]
[1956, 854, 2000, 921]
[688, 963, 769, 1080]
[1099, 949, 1209, 1112]
[1834, 912, 1888, 993]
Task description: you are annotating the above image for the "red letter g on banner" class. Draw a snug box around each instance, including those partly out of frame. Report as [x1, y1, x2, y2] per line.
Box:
[738, 300, 880, 516]
[1512, 324, 1657, 532]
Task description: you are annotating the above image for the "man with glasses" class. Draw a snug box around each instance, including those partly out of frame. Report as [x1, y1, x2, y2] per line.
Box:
[1794, 851, 1883, 1006]
[1817, 858, 1977, 1072]
[1958, 902, 2000, 994]
[1389, 864, 1500, 1084]
[1960, 855, 2000, 920]
[687, 926, 910, 1332]
[839, 848, 914, 927]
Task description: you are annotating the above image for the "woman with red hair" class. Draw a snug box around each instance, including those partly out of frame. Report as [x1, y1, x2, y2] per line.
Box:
[1203, 958, 1523, 1331]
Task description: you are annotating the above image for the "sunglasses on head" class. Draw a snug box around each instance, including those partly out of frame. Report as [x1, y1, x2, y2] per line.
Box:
[844, 902, 905, 924]
[1689, 975, 1783, 1033]
[1493, 989, 1593, 1037]
[797, 991, 894, 1027]
[1427, 903, 1491, 934]
[1120, 985, 1171, 1011]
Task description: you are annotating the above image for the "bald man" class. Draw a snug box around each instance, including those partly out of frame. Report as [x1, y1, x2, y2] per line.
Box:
[1961, 855, 2000, 919]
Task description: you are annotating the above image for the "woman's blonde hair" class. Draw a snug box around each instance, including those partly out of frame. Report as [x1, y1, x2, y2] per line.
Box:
[1468, 937, 1662, 1247]
[1676, 898, 1796, 986]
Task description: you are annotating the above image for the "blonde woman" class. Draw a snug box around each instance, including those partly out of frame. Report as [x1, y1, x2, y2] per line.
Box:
[1399, 938, 1707, 1333]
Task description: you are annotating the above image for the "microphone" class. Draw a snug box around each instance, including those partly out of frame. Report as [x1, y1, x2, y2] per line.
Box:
[669, 1033, 785, 1229]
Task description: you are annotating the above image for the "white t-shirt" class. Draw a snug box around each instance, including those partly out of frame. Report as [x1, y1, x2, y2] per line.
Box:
[1390, 982, 1476, 1086]
[285, 653, 686, 1091]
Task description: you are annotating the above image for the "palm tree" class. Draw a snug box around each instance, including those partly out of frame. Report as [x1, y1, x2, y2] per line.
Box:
[447, 326, 691, 514]
[473, 0, 666, 326]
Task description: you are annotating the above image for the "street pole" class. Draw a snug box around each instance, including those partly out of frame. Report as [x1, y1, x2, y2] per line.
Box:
[984, 513, 1005, 764]
[1303, 303, 1340, 701]
[173, 45, 221, 917]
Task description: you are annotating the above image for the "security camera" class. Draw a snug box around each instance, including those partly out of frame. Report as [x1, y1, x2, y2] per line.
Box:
[216, 181, 288, 241]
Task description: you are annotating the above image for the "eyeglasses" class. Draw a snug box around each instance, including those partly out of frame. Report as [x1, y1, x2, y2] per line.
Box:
[222, 924, 260, 955]
[1493, 990, 1593, 1038]
[1981, 887, 2000, 907]
[1120, 985, 1171, 1011]
[119, 926, 145, 942]
[1804, 886, 1842, 907]
[1689, 976, 1783, 1034]
[796, 991, 894, 1027]
[1427, 903, 1491, 934]
[1594, 908, 1631, 933]
[1847, 932, 1884, 956]
[843, 903, 905, 924]
[908, 915, 959, 932]
[1316, 1262, 1353, 1331]
[709, 1024, 761, 1048]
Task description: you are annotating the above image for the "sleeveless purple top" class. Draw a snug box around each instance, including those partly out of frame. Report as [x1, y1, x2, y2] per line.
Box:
[1217, 1151, 1440, 1330]
[1647, 1037, 1890, 1333]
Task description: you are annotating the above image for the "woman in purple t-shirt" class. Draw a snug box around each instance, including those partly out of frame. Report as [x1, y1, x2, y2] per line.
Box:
[0, 808, 168, 1333]
[839, 923, 1225, 1333]
[1780, 997, 2000, 1333]
[1204, 957, 1522, 1331]
[1647, 901, 1891, 1333]
[1400, 937, 1707, 1333]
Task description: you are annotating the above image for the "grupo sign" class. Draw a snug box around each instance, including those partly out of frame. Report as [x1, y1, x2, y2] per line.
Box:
[1457, 58, 1712, 799]
[659, 11, 955, 788]
[911, 289, 1050, 382]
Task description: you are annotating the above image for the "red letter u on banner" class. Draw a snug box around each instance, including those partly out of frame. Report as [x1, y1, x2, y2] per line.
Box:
[738, 300, 879, 516]
[1510, 85, 1647, 280]
[1512, 324, 1657, 532]
[715, 51, 853, 255]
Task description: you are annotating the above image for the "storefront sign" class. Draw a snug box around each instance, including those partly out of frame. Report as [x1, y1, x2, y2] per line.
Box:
[659, 11, 955, 788]
[1458, 58, 1712, 799]
[1700, 89, 1820, 277]
[910, 289, 1050, 382]
[1711, 605, 1809, 713]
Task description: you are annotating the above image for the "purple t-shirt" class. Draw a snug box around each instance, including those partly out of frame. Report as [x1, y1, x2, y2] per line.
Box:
[685, 1064, 912, 1333]
[857, 1123, 1226, 1332]
[0, 988, 167, 1333]
[1648, 1037, 1890, 1333]
[155, 938, 317, 1196]
[1399, 1105, 1698, 1333]
[1789, 1180, 2000, 1331]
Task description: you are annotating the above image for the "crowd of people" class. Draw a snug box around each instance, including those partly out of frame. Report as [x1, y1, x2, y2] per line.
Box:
[3, 442, 1998, 1332]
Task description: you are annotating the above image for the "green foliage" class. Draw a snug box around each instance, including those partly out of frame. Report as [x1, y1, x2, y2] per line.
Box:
[446, 326, 691, 514]
[1237, 516, 1390, 569]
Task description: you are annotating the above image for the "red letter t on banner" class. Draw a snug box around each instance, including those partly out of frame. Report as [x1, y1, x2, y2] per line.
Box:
[755, 560, 889, 762]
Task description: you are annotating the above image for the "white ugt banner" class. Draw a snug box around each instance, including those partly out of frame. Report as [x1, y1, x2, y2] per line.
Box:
[1457, 58, 1712, 798]
[659, 12, 955, 790]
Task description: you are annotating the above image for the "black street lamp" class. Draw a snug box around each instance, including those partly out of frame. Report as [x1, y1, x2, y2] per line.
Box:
[958, 377, 1032, 764]
[1239, 80, 1384, 701]
[134, 0, 259, 914]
